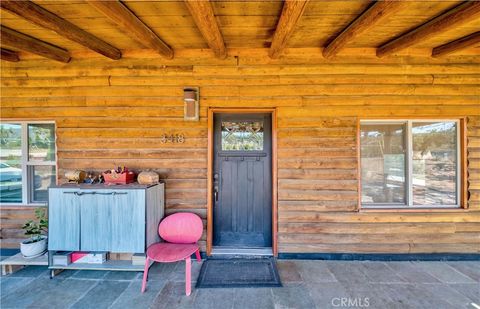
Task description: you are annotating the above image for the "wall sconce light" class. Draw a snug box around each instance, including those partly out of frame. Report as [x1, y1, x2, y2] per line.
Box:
[184, 87, 199, 121]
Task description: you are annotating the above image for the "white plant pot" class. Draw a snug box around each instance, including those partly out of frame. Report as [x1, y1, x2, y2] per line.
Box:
[20, 236, 47, 258]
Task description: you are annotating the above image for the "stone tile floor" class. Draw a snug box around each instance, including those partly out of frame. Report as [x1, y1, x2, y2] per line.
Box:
[0, 259, 479, 309]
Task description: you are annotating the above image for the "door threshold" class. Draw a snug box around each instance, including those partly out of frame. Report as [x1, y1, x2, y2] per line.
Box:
[210, 247, 273, 258]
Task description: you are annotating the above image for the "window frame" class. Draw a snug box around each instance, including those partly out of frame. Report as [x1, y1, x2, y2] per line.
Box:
[359, 119, 462, 210]
[0, 120, 57, 206]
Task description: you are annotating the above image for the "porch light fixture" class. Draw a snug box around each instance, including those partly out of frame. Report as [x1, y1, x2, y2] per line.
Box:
[184, 87, 199, 121]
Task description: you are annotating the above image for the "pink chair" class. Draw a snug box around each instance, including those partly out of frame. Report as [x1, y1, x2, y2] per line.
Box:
[141, 212, 203, 296]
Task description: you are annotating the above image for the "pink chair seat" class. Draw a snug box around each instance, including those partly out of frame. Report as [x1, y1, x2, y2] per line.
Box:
[141, 212, 203, 296]
[147, 243, 199, 263]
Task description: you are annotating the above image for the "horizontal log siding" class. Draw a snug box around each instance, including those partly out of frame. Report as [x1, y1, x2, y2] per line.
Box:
[1, 50, 479, 253]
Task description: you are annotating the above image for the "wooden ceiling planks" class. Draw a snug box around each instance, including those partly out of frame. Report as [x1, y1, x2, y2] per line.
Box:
[288, 1, 477, 50]
[377, 1, 480, 57]
[288, 0, 371, 48]
[1, 0, 121, 60]
[124, 1, 207, 49]
[322, 0, 404, 58]
[322, 1, 467, 48]
[32, 1, 147, 50]
[86, 0, 174, 59]
[0, 0, 478, 61]
[0, 25, 70, 62]
[415, 17, 480, 49]
[212, 1, 283, 16]
[212, 1, 282, 48]
[0, 7, 141, 51]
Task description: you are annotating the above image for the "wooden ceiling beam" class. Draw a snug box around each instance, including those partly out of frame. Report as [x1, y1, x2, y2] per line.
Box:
[269, 0, 309, 59]
[377, 1, 480, 57]
[323, 0, 403, 59]
[0, 0, 121, 60]
[432, 31, 480, 57]
[86, 0, 173, 59]
[1, 48, 19, 62]
[184, 0, 226, 59]
[0, 26, 70, 63]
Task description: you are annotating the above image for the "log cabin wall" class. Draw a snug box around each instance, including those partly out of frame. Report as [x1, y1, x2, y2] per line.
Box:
[1, 49, 479, 254]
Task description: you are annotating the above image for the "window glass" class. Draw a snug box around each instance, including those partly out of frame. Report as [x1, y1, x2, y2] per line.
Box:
[28, 123, 55, 161]
[361, 123, 406, 204]
[30, 165, 56, 203]
[1, 122, 56, 205]
[412, 122, 457, 205]
[0, 124, 23, 203]
[221, 121, 264, 151]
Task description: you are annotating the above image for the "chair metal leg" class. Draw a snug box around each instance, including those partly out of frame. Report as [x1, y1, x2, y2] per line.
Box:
[195, 249, 201, 262]
[141, 257, 150, 293]
[185, 257, 192, 296]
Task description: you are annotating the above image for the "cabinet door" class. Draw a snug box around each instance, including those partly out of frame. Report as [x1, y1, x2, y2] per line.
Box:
[80, 191, 113, 251]
[110, 190, 145, 253]
[48, 189, 80, 251]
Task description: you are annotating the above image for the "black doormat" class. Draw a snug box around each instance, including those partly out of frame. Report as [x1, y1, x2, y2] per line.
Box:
[196, 258, 282, 288]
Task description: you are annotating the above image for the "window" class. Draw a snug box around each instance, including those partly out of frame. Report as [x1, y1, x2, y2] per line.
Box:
[360, 120, 460, 208]
[0, 122, 56, 204]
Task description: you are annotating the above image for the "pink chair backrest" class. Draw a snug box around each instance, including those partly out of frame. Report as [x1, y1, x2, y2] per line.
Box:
[159, 212, 203, 244]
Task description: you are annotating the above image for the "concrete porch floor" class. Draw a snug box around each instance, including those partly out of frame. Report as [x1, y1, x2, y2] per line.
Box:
[0, 259, 478, 309]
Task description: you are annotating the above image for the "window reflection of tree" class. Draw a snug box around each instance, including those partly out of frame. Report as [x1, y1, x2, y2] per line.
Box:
[29, 124, 55, 161]
[412, 122, 456, 205]
[361, 124, 405, 204]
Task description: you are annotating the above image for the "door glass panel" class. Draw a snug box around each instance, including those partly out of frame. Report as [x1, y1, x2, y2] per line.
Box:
[28, 123, 55, 161]
[221, 121, 264, 151]
[361, 123, 406, 204]
[412, 122, 457, 205]
[0, 124, 23, 203]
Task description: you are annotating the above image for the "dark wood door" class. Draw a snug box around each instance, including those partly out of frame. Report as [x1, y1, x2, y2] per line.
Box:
[213, 113, 272, 248]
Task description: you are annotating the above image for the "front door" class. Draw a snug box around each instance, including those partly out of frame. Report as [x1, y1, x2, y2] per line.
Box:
[213, 113, 272, 248]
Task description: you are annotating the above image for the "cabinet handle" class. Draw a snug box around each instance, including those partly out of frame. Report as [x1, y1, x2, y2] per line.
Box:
[63, 191, 128, 196]
[96, 192, 128, 195]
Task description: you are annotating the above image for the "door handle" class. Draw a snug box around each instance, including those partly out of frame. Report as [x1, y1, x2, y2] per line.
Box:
[213, 173, 219, 202]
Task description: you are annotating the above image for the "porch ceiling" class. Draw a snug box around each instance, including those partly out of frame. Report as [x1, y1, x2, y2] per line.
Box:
[0, 0, 479, 62]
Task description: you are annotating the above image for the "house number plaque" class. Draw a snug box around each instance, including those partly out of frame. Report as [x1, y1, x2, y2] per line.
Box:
[160, 133, 185, 143]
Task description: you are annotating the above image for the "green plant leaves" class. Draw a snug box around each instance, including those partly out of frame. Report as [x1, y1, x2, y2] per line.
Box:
[23, 207, 48, 240]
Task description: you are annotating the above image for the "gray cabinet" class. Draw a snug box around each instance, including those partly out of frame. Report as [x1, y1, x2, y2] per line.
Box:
[48, 184, 164, 254]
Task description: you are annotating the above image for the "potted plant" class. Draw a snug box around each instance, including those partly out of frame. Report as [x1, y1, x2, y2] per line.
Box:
[20, 208, 48, 258]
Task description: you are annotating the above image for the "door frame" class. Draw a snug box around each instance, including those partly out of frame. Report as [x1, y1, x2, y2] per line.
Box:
[207, 108, 278, 256]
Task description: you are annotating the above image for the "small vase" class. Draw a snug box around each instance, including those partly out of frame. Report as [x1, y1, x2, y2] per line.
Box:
[20, 236, 47, 258]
